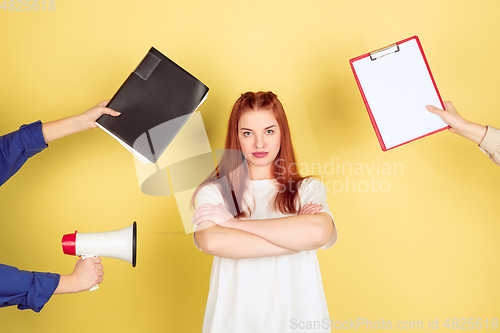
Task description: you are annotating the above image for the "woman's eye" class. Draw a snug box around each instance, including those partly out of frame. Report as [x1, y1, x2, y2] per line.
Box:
[243, 131, 252, 137]
[266, 129, 274, 135]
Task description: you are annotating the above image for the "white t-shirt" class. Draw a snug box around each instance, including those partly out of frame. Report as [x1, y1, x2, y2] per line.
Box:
[194, 177, 337, 333]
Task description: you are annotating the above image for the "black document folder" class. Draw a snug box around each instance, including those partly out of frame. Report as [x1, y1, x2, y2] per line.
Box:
[96, 47, 209, 164]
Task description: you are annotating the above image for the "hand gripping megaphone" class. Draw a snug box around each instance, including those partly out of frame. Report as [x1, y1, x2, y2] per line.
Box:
[61, 222, 137, 291]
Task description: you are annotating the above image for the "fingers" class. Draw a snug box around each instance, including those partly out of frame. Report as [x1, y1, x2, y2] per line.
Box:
[192, 204, 213, 221]
[192, 203, 223, 221]
[299, 203, 322, 215]
[427, 101, 458, 115]
[83, 101, 120, 130]
[192, 209, 220, 225]
[71, 256, 105, 291]
[95, 261, 104, 284]
[96, 100, 109, 107]
[192, 212, 210, 225]
[92, 261, 104, 285]
[191, 203, 234, 225]
[96, 100, 120, 117]
[426, 104, 444, 115]
[443, 101, 456, 111]
[101, 107, 121, 117]
[80, 256, 103, 272]
[86, 256, 102, 264]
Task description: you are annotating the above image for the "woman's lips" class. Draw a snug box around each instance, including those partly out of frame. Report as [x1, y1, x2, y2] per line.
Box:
[252, 152, 268, 158]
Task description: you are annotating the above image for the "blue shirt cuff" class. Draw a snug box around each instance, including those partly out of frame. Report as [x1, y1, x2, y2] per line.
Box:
[19, 120, 48, 157]
[0, 264, 60, 312]
[0, 120, 48, 186]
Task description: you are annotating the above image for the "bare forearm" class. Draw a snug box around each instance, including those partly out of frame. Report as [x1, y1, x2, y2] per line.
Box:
[223, 212, 334, 251]
[40, 100, 119, 144]
[452, 121, 487, 145]
[53, 275, 76, 294]
[42, 114, 90, 143]
[195, 223, 299, 259]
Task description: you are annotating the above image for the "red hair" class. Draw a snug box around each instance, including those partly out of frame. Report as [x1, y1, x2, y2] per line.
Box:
[191, 91, 310, 218]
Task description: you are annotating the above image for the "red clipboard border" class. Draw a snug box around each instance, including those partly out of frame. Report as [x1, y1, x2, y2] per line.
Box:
[349, 35, 450, 151]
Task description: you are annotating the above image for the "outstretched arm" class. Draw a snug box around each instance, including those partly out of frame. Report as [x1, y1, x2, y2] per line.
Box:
[427, 102, 500, 165]
[0, 258, 104, 312]
[0, 100, 121, 186]
[41, 100, 120, 143]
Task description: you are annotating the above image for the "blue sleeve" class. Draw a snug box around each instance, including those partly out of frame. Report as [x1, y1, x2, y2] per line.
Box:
[0, 264, 60, 312]
[0, 121, 48, 186]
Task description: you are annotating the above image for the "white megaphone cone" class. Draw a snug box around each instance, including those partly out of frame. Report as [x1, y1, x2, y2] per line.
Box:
[61, 222, 137, 291]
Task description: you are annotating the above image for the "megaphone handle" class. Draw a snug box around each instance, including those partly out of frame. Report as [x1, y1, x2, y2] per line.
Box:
[81, 254, 99, 292]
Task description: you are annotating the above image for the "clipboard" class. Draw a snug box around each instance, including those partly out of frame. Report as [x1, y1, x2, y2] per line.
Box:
[350, 36, 449, 151]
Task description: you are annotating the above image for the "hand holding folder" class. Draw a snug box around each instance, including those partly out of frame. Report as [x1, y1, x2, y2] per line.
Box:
[96, 47, 209, 164]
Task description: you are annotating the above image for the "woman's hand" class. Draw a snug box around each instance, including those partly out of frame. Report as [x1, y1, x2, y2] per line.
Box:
[192, 203, 237, 227]
[298, 203, 322, 215]
[79, 100, 121, 130]
[426, 102, 469, 133]
[54, 257, 104, 294]
[426, 102, 487, 144]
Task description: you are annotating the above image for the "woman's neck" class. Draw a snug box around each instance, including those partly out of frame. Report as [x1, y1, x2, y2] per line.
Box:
[248, 166, 272, 180]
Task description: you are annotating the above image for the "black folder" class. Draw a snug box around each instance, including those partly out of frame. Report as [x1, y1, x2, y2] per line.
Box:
[96, 47, 209, 164]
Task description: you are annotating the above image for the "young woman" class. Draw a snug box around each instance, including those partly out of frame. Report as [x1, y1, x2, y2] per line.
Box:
[191, 91, 338, 333]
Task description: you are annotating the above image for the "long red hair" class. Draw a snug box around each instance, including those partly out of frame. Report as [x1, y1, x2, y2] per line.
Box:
[191, 91, 309, 218]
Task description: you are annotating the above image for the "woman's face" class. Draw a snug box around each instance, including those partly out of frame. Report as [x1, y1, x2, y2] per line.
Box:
[238, 109, 281, 180]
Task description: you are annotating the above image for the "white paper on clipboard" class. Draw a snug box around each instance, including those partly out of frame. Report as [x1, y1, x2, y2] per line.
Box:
[350, 36, 448, 151]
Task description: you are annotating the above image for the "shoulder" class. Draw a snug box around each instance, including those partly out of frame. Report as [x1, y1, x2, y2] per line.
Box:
[195, 182, 224, 207]
[298, 177, 326, 194]
[297, 177, 329, 205]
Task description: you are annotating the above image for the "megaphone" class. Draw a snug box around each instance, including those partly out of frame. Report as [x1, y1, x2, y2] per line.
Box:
[61, 222, 137, 291]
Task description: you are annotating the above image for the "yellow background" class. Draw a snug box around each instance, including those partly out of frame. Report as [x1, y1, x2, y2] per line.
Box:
[1, 0, 499, 332]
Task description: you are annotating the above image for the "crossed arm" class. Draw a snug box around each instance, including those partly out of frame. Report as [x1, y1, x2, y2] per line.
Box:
[192, 203, 337, 259]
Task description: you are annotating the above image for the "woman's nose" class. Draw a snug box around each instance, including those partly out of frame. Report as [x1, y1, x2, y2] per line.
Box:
[255, 134, 265, 148]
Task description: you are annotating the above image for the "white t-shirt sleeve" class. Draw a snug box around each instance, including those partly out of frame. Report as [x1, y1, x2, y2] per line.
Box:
[299, 177, 337, 250]
[192, 184, 224, 250]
